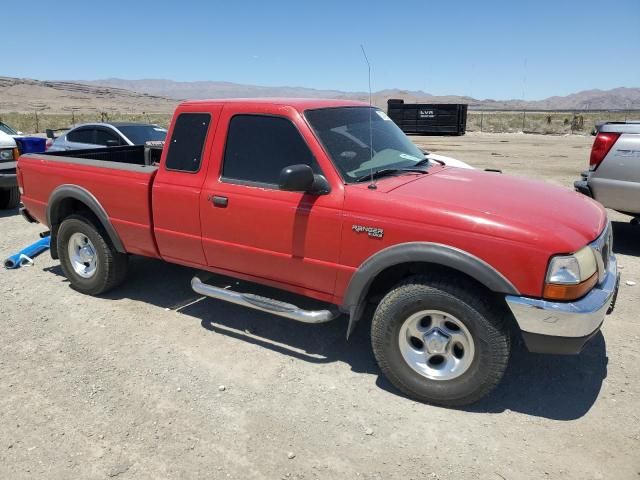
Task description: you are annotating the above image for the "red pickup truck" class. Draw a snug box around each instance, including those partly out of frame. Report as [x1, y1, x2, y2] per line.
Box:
[17, 99, 619, 406]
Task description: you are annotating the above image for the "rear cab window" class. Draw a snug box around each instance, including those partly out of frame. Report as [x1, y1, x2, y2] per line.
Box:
[221, 114, 319, 187]
[165, 113, 211, 172]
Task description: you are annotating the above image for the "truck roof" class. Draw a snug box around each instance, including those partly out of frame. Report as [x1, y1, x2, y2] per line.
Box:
[179, 98, 371, 112]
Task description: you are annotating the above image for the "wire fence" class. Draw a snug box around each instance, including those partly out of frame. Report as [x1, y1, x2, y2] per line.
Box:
[467, 109, 640, 135]
[1, 109, 639, 136]
[0, 111, 172, 135]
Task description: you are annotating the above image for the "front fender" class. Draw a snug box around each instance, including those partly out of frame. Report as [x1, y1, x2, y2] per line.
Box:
[342, 242, 519, 337]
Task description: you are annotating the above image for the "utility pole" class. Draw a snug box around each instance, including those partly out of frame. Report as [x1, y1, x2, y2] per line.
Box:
[28, 103, 48, 133]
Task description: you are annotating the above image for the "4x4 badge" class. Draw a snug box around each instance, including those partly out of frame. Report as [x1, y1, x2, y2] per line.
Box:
[352, 224, 384, 239]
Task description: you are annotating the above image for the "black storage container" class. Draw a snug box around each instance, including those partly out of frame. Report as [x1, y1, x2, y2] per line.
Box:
[387, 99, 467, 135]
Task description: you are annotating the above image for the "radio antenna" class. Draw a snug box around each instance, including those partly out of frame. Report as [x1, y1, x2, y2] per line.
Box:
[360, 44, 376, 190]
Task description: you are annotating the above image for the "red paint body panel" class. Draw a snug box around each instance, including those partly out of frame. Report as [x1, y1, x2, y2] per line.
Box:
[152, 103, 223, 266]
[200, 103, 347, 295]
[17, 98, 608, 305]
[18, 156, 159, 258]
[334, 168, 606, 300]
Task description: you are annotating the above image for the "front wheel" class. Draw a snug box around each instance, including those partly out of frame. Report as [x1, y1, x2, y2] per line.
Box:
[58, 215, 128, 295]
[371, 274, 510, 406]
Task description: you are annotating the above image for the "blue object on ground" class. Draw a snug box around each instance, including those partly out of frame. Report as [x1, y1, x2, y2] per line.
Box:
[15, 137, 47, 154]
[3, 236, 51, 269]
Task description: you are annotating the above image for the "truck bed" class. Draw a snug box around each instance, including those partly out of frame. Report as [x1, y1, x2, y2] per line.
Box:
[45, 144, 163, 166]
[18, 149, 160, 258]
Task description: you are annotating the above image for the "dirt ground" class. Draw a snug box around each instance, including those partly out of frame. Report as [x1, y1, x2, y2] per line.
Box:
[1, 132, 638, 480]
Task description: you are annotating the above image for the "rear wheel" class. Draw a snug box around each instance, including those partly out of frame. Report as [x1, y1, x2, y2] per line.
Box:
[57, 215, 128, 295]
[0, 187, 20, 210]
[371, 274, 510, 406]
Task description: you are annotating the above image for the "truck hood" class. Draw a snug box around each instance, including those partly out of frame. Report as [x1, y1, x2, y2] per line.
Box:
[387, 167, 607, 251]
[0, 130, 17, 148]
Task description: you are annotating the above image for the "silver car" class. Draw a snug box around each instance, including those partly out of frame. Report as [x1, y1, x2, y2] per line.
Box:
[575, 121, 640, 223]
[47, 122, 167, 151]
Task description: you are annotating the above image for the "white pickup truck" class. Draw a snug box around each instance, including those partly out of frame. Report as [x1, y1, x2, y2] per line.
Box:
[0, 127, 19, 209]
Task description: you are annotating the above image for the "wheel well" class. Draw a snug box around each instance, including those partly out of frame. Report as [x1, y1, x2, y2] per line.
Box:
[353, 261, 517, 339]
[49, 198, 103, 259]
[365, 262, 500, 304]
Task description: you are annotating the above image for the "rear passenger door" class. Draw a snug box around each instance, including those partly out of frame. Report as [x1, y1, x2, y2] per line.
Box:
[152, 107, 221, 266]
[65, 127, 100, 149]
[199, 106, 344, 296]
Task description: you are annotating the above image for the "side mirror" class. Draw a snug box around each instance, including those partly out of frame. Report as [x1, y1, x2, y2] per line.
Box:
[279, 164, 315, 192]
[105, 139, 120, 147]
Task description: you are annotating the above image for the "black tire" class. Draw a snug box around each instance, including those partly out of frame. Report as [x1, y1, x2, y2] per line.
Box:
[371, 274, 510, 407]
[0, 186, 20, 210]
[57, 215, 128, 295]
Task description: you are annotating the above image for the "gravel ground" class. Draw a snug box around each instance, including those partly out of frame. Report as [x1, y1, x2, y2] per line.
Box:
[1, 132, 639, 479]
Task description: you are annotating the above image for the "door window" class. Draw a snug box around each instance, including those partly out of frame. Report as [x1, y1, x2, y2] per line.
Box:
[95, 128, 124, 146]
[67, 128, 95, 144]
[165, 113, 211, 172]
[222, 115, 318, 186]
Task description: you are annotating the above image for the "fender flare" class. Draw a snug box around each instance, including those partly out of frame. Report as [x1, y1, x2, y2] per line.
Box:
[46, 184, 126, 257]
[342, 242, 519, 337]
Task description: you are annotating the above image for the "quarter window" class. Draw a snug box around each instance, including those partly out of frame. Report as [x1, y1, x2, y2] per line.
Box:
[222, 115, 317, 185]
[165, 113, 211, 172]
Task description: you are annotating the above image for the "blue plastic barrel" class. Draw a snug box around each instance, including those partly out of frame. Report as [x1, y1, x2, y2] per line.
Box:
[15, 137, 47, 154]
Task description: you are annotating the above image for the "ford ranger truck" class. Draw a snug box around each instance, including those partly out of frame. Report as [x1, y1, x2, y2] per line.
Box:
[17, 99, 620, 406]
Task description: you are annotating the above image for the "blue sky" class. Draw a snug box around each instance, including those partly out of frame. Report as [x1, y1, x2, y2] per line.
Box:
[4, 0, 639, 100]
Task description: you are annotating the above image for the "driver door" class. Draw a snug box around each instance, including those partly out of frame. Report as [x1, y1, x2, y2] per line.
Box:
[200, 106, 344, 296]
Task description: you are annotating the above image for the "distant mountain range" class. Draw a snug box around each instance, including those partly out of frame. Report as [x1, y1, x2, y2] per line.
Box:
[0, 76, 638, 113]
[79, 79, 640, 111]
[0, 76, 177, 114]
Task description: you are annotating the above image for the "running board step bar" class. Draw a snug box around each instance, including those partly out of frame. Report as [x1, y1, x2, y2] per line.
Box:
[191, 277, 338, 324]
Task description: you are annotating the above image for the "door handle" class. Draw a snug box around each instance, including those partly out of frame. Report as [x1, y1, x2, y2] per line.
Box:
[211, 195, 228, 208]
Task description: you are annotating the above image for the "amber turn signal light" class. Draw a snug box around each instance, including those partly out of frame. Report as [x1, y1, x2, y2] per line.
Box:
[543, 273, 598, 301]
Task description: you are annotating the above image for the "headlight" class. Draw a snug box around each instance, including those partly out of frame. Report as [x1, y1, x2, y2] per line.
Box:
[544, 246, 598, 300]
[0, 148, 15, 161]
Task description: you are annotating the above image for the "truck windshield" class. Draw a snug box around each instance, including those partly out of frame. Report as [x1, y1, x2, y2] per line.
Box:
[0, 122, 18, 135]
[118, 125, 167, 145]
[305, 106, 428, 182]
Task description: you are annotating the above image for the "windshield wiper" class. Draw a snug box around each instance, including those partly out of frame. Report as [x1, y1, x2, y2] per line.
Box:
[354, 167, 428, 183]
[414, 157, 433, 167]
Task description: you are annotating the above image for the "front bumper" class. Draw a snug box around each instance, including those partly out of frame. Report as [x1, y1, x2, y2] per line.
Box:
[505, 252, 619, 354]
[0, 160, 17, 188]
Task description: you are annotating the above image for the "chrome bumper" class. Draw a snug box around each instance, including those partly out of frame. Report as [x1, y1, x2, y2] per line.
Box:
[505, 253, 618, 340]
